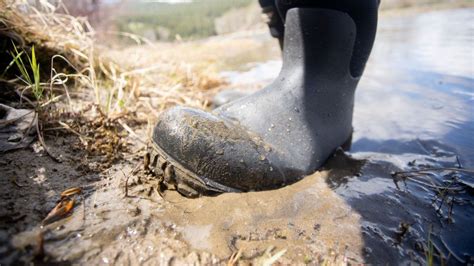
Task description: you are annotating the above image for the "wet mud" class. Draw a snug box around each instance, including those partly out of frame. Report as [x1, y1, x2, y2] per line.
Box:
[1, 7, 473, 265]
[0, 137, 220, 265]
[0, 140, 364, 264]
[160, 151, 366, 263]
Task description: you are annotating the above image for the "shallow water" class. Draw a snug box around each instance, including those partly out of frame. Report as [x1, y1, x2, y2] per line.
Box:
[218, 8, 474, 264]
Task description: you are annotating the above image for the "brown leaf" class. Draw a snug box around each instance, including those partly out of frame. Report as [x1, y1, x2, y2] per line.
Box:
[60, 187, 82, 198]
[42, 198, 75, 226]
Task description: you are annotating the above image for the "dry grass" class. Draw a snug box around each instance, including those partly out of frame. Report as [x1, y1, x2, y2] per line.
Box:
[0, 0, 227, 166]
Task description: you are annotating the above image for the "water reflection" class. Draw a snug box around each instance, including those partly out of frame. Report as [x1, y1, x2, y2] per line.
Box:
[337, 9, 474, 263]
[371, 8, 473, 78]
[355, 8, 474, 167]
[353, 68, 474, 166]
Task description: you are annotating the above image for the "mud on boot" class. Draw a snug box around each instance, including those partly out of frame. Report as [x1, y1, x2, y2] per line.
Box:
[152, 7, 377, 197]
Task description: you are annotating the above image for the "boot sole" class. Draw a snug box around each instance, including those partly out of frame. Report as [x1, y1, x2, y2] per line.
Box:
[150, 132, 353, 198]
[149, 141, 241, 197]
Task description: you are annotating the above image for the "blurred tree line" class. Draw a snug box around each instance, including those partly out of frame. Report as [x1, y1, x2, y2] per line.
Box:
[115, 0, 253, 40]
[41, 0, 254, 41]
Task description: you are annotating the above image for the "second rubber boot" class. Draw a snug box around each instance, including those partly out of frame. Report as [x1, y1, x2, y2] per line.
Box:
[152, 8, 360, 197]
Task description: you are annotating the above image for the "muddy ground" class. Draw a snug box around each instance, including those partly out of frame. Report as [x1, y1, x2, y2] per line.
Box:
[0, 134, 366, 264]
[2, 4, 474, 265]
[0, 29, 353, 265]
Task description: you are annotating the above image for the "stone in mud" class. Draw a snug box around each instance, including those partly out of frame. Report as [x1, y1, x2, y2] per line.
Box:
[0, 104, 36, 152]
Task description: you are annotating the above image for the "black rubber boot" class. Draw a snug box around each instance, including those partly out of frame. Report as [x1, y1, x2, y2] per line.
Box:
[152, 8, 370, 197]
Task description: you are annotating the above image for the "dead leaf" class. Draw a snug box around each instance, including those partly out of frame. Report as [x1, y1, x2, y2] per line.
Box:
[42, 198, 75, 225]
[60, 187, 82, 198]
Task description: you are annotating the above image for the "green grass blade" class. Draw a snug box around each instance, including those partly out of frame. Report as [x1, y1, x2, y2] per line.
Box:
[34, 63, 41, 100]
[1, 50, 24, 77]
[13, 53, 32, 85]
[30, 46, 42, 100]
[10, 44, 32, 85]
[9, 44, 43, 101]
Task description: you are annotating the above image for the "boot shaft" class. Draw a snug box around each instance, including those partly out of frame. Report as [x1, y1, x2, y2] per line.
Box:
[277, 0, 379, 77]
[281, 8, 358, 81]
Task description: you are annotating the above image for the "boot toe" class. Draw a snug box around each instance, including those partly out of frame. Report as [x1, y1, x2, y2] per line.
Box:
[153, 107, 295, 193]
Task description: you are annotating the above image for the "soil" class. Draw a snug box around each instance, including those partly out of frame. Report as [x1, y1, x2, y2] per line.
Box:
[0, 133, 364, 264]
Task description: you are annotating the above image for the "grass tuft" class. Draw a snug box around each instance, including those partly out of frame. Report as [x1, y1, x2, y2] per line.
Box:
[10, 44, 43, 101]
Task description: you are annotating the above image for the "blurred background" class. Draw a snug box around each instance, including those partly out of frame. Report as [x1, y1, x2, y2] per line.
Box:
[59, 0, 471, 42]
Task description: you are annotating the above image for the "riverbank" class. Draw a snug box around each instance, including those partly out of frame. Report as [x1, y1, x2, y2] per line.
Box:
[1, 1, 473, 265]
